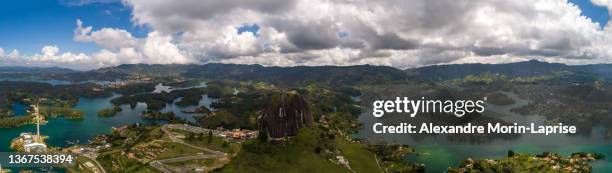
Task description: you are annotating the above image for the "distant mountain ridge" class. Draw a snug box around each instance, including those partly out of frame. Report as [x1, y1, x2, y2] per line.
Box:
[64, 63, 409, 86]
[0, 66, 77, 74]
[407, 60, 612, 82]
[405, 60, 573, 80]
[5, 60, 612, 84]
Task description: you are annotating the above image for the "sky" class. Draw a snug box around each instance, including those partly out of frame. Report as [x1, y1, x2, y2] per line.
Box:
[1, 0, 612, 70]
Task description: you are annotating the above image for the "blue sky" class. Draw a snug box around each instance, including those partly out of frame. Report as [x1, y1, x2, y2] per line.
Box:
[0, 0, 147, 54]
[570, 0, 610, 28]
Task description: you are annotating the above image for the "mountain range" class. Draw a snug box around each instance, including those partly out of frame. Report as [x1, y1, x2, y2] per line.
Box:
[2, 60, 612, 85]
[0, 66, 77, 74]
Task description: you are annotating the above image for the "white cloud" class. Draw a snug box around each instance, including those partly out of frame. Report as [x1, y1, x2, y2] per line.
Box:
[142, 31, 193, 64]
[41, 46, 59, 57]
[32, 46, 89, 64]
[116, 0, 612, 68]
[0, 48, 23, 66]
[8, 50, 20, 60]
[70, 20, 193, 67]
[4, 0, 612, 70]
[74, 19, 138, 49]
[592, 0, 612, 10]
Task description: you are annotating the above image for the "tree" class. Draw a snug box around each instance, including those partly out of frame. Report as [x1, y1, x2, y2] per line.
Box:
[196, 133, 203, 141]
[187, 132, 195, 141]
[207, 130, 213, 144]
[507, 150, 515, 157]
[258, 129, 268, 143]
[295, 127, 319, 148]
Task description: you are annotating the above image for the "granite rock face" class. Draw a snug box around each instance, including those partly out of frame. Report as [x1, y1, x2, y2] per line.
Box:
[259, 92, 313, 138]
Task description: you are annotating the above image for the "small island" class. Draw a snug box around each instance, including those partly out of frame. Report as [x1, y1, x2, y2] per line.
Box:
[97, 106, 122, 117]
[0, 115, 35, 128]
[180, 106, 211, 114]
[40, 107, 84, 119]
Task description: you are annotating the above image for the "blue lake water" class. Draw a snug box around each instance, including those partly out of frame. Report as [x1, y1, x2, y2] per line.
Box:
[161, 95, 216, 122]
[0, 95, 150, 150]
[0, 83, 216, 152]
[11, 103, 27, 116]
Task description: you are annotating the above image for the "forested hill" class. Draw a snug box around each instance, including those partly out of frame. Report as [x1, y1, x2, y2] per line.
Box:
[405, 60, 570, 81]
[0, 66, 77, 74]
[183, 63, 409, 86]
[67, 63, 409, 86]
[7, 60, 612, 85]
[406, 60, 612, 82]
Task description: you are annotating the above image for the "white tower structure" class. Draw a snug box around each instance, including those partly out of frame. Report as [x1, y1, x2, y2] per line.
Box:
[35, 104, 41, 143]
[24, 103, 47, 153]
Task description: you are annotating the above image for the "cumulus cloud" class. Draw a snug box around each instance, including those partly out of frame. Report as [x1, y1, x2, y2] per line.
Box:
[142, 31, 193, 64]
[31, 45, 90, 65]
[3, 0, 612, 69]
[0, 48, 23, 65]
[74, 19, 138, 49]
[0, 19, 193, 69]
[115, 0, 612, 68]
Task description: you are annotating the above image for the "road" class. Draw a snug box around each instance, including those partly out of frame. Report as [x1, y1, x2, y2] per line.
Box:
[161, 125, 226, 157]
[148, 124, 228, 173]
[156, 154, 223, 163]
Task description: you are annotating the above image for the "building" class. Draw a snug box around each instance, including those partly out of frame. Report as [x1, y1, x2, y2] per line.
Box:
[24, 143, 47, 153]
[21, 133, 33, 144]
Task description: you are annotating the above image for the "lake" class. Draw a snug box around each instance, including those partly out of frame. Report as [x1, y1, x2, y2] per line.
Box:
[0, 83, 216, 151]
[11, 103, 27, 116]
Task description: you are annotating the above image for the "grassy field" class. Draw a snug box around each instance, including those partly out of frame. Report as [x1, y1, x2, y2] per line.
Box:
[97, 150, 160, 173]
[171, 128, 241, 154]
[335, 138, 383, 173]
[166, 158, 218, 167]
[156, 142, 204, 159]
[65, 156, 96, 173]
[217, 147, 350, 173]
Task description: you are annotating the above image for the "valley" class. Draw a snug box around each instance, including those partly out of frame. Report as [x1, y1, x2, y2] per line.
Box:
[0, 60, 610, 172]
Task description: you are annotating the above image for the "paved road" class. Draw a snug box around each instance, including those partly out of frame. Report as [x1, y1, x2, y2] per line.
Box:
[148, 125, 228, 173]
[157, 154, 223, 163]
[162, 125, 227, 157]
[149, 154, 224, 173]
[161, 125, 226, 157]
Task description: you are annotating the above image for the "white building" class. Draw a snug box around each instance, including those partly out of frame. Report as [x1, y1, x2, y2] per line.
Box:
[24, 143, 47, 153]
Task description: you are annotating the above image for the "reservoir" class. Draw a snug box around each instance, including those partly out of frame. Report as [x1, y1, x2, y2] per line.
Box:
[0, 83, 215, 152]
